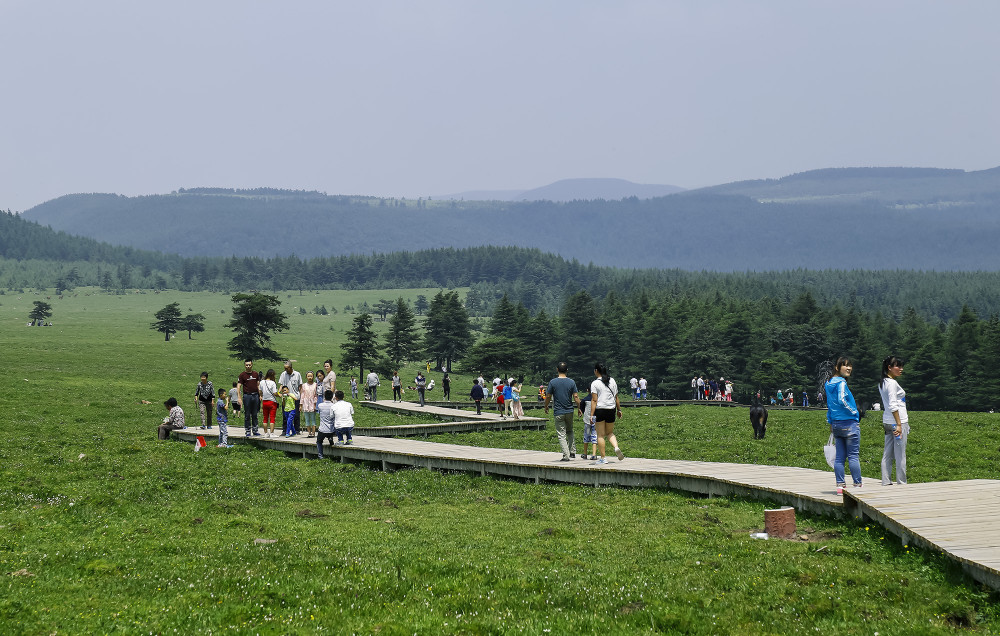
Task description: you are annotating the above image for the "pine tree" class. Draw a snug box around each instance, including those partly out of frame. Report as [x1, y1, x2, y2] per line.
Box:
[225, 293, 289, 361]
[423, 291, 472, 371]
[341, 312, 381, 379]
[28, 300, 52, 326]
[559, 290, 603, 378]
[151, 302, 182, 341]
[181, 313, 206, 339]
[385, 297, 420, 367]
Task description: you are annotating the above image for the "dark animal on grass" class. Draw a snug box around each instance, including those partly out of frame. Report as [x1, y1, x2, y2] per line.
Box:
[750, 396, 768, 440]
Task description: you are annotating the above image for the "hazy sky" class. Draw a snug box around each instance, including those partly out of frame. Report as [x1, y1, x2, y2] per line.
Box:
[3, 1, 998, 212]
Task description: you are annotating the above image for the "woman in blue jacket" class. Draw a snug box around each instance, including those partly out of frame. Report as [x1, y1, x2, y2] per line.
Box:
[825, 356, 862, 493]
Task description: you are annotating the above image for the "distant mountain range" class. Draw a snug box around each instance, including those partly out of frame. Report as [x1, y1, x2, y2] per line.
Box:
[437, 178, 685, 202]
[20, 167, 1000, 270]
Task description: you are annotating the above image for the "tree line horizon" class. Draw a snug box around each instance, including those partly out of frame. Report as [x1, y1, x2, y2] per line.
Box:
[4, 210, 1000, 412]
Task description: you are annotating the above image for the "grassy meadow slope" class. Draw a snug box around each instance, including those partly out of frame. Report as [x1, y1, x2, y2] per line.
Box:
[2, 291, 1000, 633]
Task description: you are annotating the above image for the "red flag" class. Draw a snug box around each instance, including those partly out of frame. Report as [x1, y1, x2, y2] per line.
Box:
[194, 436, 207, 452]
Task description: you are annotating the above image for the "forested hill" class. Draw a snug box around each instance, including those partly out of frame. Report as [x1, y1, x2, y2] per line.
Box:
[19, 165, 1000, 270]
[690, 166, 1000, 204]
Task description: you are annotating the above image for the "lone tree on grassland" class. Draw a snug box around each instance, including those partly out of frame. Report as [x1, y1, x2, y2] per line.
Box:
[29, 301, 52, 326]
[225, 293, 289, 361]
[181, 313, 206, 339]
[151, 302, 182, 340]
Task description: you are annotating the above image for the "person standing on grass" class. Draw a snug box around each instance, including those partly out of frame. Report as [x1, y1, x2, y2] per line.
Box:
[825, 356, 862, 494]
[392, 371, 402, 402]
[260, 368, 280, 438]
[471, 379, 485, 414]
[195, 372, 215, 430]
[215, 388, 230, 447]
[300, 371, 318, 438]
[279, 360, 303, 434]
[350, 376, 358, 399]
[158, 397, 186, 440]
[544, 362, 580, 461]
[238, 359, 262, 437]
[591, 363, 624, 465]
[879, 355, 909, 486]
[442, 372, 451, 402]
[332, 390, 355, 445]
[316, 390, 336, 459]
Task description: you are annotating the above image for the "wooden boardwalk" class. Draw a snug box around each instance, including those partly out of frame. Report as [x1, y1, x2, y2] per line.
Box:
[174, 400, 1000, 591]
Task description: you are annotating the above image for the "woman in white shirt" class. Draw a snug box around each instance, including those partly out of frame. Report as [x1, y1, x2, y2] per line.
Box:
[260, 368, 280, 438]
[590, 363, 624, 465]
[878, 355, 908, 485]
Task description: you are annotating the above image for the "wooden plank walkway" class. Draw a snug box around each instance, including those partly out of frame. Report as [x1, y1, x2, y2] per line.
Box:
[174, 399, 1000, 592]
[845, 481, 1000, 590]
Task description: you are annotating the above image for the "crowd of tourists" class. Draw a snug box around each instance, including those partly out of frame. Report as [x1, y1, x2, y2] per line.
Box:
[158, 352, 910, 493]
[158, 359, 357, 457]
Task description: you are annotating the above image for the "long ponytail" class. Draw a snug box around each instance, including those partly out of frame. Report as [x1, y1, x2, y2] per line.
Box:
[595, 363, 611, 388]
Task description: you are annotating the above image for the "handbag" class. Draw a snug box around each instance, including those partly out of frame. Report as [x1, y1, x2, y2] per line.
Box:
[823, 434, 837, 468]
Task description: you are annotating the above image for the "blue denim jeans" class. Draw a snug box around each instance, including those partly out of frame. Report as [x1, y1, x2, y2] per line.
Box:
[831, 420, 862, 486]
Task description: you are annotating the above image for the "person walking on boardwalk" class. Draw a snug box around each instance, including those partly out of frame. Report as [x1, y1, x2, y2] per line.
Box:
[591, 363, 624, 465]
[825, 356, 862, 494]
[237, 359, 262, 437]
[503, 379, 514, 418]
[415, 371, 427, 407]
[511, 378, 523, 419]
[366, 370, 380, 402]
[544, 362, 580, 461]
[392, 371, 402, 402]
[471, 379, 485, 415]
[878, 355, 909, 486]
[194, 372, 215, 430]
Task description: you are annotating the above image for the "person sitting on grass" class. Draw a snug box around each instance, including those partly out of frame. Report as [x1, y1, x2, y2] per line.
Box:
[331, 390, 355, 445]
[280, 386, 297, 438]
[216, 388, 230, 447]
[158, 397, 185, 440]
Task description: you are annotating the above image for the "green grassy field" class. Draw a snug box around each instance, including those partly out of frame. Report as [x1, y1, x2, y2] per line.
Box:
[2, 289, 999, 634]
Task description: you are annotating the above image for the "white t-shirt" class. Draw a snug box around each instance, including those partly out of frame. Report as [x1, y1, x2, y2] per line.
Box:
[590, 377, 619, 410]
[260, 379, 279, 402]
[318, 401, 336, 433]
[332, 401, 355, 430]
[638, 378, 647, 390]
[630, 377, 638, 390]
[878, 378, 908, 425]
